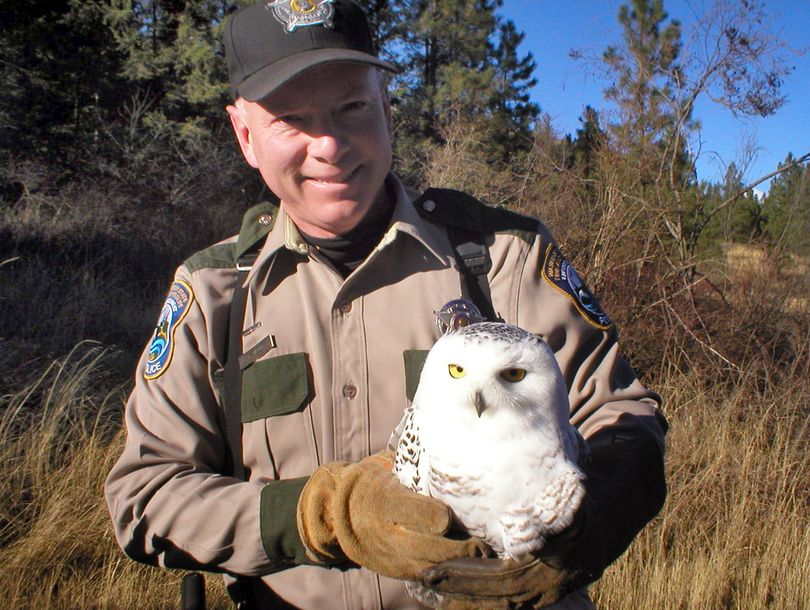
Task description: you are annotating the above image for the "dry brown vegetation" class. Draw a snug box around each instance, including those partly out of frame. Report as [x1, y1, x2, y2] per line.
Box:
[1, 314, 807, 609]
[2, 117, 809, 608]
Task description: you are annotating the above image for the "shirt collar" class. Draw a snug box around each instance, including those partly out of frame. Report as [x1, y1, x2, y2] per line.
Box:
[244, 174, 453, 285]
[378, 174, 454, 265]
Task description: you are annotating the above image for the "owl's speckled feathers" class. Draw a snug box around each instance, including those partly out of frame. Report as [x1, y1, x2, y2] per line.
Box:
[393, 322, 586, 563]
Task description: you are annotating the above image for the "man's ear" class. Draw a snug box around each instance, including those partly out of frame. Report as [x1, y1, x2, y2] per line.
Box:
[226, 103, 259, 169]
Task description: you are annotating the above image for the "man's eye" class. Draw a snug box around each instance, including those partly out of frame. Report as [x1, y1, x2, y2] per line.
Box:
[342, 101, 367, 113]
[278, 114, 303, 126]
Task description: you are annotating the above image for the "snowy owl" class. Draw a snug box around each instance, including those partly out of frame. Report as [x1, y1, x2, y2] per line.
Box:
[394, 322, 586, 570]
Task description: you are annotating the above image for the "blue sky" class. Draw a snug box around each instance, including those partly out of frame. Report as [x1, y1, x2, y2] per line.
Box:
[499, 0, 810, 192]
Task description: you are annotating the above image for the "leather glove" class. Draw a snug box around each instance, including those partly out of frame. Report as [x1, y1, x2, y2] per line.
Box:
[422, 555, 571, 610]
[296, 451, 487, 580]
[418, 425, 667, 609]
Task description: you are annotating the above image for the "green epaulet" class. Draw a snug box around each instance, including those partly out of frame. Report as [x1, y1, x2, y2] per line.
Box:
[413, 188, 540, 244]
[184, 201, 279, 273]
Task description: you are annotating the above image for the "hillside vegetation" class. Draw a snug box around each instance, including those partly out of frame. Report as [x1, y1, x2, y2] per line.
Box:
[2, 0, 809, 608]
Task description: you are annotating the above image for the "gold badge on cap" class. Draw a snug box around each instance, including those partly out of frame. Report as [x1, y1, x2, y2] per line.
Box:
[267, 0, 335, 32]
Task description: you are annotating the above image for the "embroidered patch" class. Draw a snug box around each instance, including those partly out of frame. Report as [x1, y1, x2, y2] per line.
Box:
[541, 244, 612, 330]
[144, 280, 194, 380]
[266, 0, 334, 32]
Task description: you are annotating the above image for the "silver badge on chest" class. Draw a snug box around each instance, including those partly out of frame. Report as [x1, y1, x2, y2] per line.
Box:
[266, 0, 335, 32]
[434, 299, 487, 336]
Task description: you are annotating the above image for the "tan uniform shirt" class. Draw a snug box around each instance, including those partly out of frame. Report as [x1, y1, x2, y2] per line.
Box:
[105, 175, 666, 609]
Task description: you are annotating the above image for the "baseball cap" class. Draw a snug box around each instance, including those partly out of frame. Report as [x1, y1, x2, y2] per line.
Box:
[224, 0, 398, 101]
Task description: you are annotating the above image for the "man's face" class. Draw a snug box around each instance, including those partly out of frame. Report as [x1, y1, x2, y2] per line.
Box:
[227, 63, 393, 238]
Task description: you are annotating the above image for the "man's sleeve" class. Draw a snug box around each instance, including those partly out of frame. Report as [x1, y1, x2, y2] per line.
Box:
[104, 267, 310, 576]
[514, 230, 667, 578]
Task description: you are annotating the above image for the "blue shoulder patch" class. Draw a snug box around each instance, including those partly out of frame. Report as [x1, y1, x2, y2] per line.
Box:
[541, 244, 612, 330]
[144, 280, 194, 380]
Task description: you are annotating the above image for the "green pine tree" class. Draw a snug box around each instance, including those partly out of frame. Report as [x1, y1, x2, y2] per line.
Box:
[0, 0, 126, 163]
[389, 0, 538, 180]
[762, 155, 810, 257]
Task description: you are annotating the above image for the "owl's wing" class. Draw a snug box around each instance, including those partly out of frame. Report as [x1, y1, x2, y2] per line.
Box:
[386, 405, 410, 451]
[393, 405, 428, 494]
[500, 450, 586, 559]
[565, 424, 590, 464]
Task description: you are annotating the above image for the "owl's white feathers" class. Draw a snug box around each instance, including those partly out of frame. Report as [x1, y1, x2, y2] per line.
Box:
[394, 322, 586, 561]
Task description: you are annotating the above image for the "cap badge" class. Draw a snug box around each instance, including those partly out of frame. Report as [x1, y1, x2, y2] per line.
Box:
[267, 0, 335, 32]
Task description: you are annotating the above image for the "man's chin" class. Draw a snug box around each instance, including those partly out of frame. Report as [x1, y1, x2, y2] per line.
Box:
[294, 201, 373, 238]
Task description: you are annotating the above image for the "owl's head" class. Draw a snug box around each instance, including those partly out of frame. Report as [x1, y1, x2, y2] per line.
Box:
[414, 322, 569, 429]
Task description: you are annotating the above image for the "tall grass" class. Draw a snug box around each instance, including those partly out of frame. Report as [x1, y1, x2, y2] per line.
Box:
[0, 343, 229, 609]
[0, 345, 807, 608]
[592, 368, 810, 609]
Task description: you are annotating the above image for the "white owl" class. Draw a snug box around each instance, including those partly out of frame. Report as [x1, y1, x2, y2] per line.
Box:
[393, 322, 586, 571]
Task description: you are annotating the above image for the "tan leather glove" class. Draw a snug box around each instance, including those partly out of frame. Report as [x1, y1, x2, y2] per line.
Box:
[296, 451, 487, 580]
[421, 555, 570, 610]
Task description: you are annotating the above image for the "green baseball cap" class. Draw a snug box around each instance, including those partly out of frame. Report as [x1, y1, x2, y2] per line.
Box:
[225, 0, 398, 101]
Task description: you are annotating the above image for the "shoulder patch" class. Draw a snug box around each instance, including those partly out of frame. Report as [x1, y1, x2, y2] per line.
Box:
[541, 244, 612, 330]
[144, 280, 195, 380]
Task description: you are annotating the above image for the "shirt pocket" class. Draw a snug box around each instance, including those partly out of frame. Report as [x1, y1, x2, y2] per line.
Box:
[240, 353, 319, 479]
[241, 352, 311, 421]
[403, 349, 430, 403]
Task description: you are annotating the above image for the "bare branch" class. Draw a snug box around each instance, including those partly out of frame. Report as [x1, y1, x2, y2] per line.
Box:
[700, 151, 810, 229]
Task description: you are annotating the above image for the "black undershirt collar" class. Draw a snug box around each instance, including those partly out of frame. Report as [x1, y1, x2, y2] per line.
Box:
[299, 183, 396, 278]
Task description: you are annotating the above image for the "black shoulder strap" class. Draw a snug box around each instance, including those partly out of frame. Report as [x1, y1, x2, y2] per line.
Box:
[446, 224, 500, 322]
[221, 203, 276, 480]
[414, 188, 501, 322]
[222, 247, 262, 480]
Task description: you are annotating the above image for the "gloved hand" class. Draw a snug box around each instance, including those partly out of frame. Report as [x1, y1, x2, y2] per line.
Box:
[421, 554, 571, 610]
[418, 428, 667, 609]
[417, 497, 595, 610]
[296, 451, 487, 580]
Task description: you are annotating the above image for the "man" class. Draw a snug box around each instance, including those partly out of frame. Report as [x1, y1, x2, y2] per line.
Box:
[105, 1, 667, 608]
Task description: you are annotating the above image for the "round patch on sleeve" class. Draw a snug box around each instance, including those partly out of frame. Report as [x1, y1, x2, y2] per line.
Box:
[541, 244, 612, 330]
[144, 280, 194, 380]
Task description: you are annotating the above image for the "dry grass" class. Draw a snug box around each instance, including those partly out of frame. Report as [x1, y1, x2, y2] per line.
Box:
[1, 342, 807, 608]
[1, 152, 808, 608]
[0, 344, 230, 609]
[592, 369, 810, 609]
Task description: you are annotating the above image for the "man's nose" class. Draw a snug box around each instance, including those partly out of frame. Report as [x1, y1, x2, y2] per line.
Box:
[308, 117, 349, 163]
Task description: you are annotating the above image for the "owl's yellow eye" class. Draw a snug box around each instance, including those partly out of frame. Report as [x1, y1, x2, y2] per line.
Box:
[448, 364, 466, 379]
[500, 368, 526, 382]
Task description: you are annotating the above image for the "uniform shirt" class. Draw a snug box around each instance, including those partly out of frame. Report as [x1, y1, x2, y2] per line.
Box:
[105, 175, 666, 609]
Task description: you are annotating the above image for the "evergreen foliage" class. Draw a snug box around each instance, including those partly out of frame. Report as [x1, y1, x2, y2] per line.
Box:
[388, 0, 538, 182]
[762, 155, 810, 257]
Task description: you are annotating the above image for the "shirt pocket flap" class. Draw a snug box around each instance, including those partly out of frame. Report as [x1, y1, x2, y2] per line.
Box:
[241, 353, 311, 422]
[403, 349, 430, 403]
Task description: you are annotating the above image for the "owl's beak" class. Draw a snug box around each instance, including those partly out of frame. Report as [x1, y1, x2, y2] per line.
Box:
[474, 391, 488, 417]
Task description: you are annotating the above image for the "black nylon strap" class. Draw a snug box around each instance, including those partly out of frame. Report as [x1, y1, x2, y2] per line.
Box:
[413, 188, 500, 323]
[223, 268, 249, 480]
[446, 226, 500, 323]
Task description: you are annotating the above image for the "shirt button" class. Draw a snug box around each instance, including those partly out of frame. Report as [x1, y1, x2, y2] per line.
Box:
[422, 199, 436, 213]
[342, 384, 357, 399]
[257, 214, 272, 225]
[338, 301, 352, 314]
